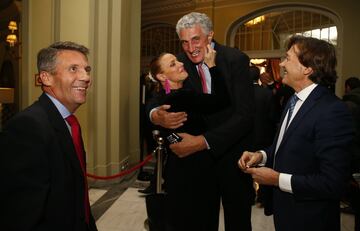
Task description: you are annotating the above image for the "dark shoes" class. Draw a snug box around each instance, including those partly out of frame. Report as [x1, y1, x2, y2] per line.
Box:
[144, 218, 149, 231]
[138, 185, 155, 194]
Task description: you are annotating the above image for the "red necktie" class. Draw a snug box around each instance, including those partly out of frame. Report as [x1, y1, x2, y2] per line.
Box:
[197, 64, 208, 93]
[65, 114, 90, 224]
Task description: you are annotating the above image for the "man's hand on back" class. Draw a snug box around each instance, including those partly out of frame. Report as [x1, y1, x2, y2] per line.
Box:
[151, 105, 187, 129]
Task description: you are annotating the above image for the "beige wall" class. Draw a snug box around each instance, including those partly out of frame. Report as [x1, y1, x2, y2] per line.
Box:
[22, 0, 53, 107]
[22, 0, 141, 182]
[87, 0, 141, 178]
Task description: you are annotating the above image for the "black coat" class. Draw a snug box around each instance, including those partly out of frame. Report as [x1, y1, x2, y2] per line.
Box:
[147, 65, 231, 231]
[0, 93, 97, 231]
[264, 85, 354, 231]
[176, 41, 256, 231]
[252, 83, 280, 149]
[146, 41, 256, 231]
[153, 65, 229, 138]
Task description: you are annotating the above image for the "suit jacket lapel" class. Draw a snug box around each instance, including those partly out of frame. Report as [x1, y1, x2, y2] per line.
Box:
[269, 94, 292, 157]
[278, 85, 326, 149]
[38, 94, 84, 177]
[213, 43, 232, 94]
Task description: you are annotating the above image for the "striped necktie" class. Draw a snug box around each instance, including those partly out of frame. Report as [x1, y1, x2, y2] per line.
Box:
[285, 94, 299, 130]
[197, 64, 208, 93]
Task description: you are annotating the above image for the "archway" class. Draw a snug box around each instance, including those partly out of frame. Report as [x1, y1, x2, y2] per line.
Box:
[227, 4, 341, 91]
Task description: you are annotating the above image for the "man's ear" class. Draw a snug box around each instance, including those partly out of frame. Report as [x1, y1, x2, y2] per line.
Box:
[39, 71, 53, 87]
[303, 66, 313, 76]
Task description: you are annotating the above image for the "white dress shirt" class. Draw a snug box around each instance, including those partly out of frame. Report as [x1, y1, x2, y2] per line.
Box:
[46, 93, 72, 133]
[260, 83, 318, 193]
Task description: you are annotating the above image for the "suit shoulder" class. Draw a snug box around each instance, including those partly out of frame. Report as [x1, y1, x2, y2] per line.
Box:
[11, 100, 43, 116]
[177, 52, 187, 62]
[4, 101, 48, 130]
[217, 44, 249, 59]
[315, 88, 351, 117]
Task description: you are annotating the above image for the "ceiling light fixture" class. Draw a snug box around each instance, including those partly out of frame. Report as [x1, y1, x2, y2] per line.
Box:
[8, 21, 18, 33]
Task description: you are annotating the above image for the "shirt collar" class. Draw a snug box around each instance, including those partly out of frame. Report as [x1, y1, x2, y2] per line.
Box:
[45, 93, 71, 119]
[295, 83, 318, 102]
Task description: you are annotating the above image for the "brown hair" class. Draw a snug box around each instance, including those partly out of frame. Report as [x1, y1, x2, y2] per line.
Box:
[147, 53, 169, 91]
[148, 53, 169, 79]
[37, 41, 89, 74]
[286, 35, 337, 86]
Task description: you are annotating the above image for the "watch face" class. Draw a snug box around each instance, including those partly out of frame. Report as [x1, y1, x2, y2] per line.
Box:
[166, 133, 182, 144]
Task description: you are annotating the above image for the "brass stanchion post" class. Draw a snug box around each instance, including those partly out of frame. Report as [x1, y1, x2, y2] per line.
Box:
[155, 136, 164, 194]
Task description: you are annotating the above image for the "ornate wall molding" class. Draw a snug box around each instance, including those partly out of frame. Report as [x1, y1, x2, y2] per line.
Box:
[142, 0, 195, 16]
[141, 0, 268, 20]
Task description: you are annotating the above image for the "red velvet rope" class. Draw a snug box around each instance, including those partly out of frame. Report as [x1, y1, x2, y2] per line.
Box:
[86, 154, 154, 180]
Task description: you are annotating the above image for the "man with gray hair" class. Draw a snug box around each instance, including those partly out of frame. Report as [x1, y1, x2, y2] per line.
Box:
[150, 12, 255, 230]
[0, 41, 98, 231]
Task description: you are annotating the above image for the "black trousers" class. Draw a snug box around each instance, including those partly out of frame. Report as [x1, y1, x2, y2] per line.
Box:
[164, 151, 255, 231]
[216, 152, 255, 231]
[164, 151, 218, 231]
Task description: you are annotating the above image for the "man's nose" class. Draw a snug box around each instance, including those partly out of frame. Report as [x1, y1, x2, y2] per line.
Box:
[188, 42, 195, 53]
[79, 69, 91, 82]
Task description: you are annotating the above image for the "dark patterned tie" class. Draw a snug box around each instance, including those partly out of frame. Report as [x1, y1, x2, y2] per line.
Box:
[197, 64, 208, 93]
[285, 94, 299, 130]
[65, 114, 90, 224]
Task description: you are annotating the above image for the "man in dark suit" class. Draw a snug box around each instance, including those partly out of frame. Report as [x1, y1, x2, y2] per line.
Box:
[150, 12, 255, 231]
[239, 35, 354, 231]
[250, 66, 280, 206]
[343, 76, 360, 231]
[250, 66, 279, 150]
[0, 41, 98, 231]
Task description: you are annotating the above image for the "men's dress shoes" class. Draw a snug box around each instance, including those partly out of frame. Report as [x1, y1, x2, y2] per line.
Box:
[138, 185, 155, 194]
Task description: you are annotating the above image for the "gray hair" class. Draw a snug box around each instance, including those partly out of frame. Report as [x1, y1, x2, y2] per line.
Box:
[37, 41, 89, 74]
[176, 12, 213, 36]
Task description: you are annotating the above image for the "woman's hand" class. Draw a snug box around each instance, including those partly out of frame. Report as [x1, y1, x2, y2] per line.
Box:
[204, 44, 216, 68]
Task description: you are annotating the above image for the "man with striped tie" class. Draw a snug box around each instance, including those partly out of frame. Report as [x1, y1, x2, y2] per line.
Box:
[149, 12, 255, 231]
[238, 35, 354, 231]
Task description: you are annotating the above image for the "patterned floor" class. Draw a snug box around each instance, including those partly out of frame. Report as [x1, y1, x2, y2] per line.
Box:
[89, 174, 355, 231]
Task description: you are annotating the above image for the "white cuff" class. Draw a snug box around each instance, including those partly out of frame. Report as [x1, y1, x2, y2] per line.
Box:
[279, 173, 293, 193]
[149, 107, 159, 123]
[204, 138, 210, 149]
[258, 150, 267, 166]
